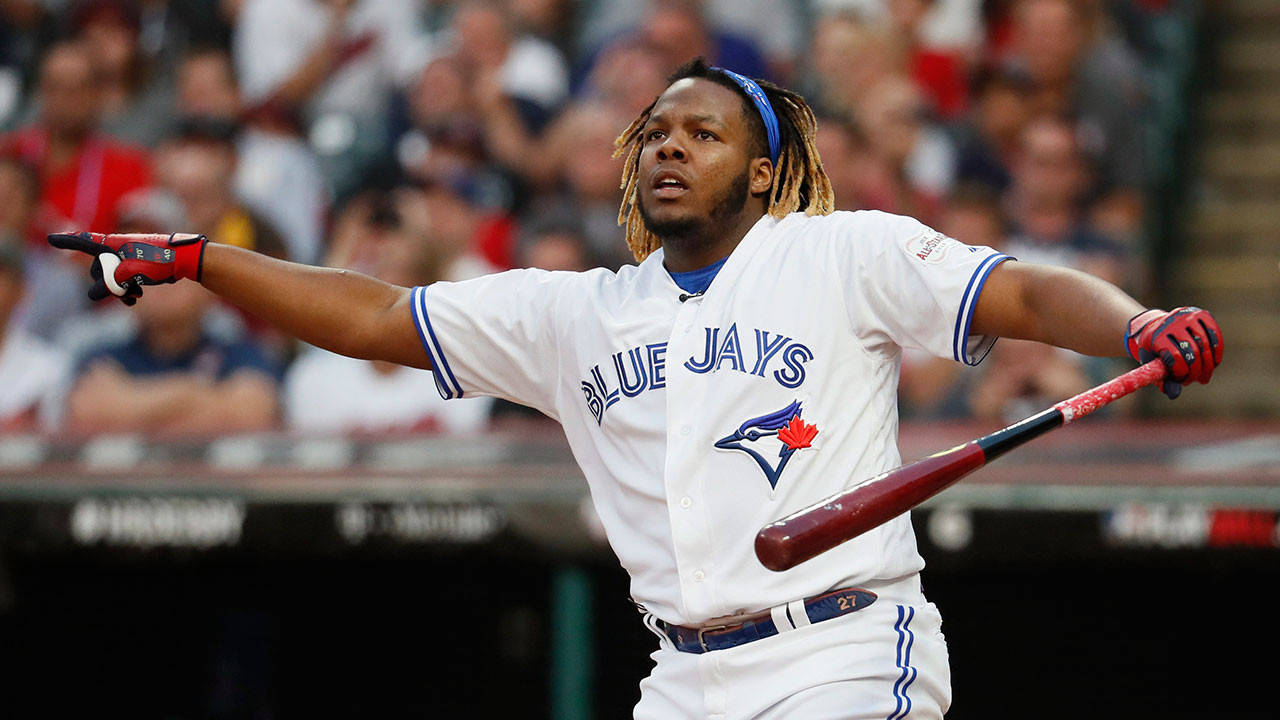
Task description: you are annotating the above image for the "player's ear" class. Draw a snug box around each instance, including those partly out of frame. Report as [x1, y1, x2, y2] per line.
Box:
[749, 157, 773, 197]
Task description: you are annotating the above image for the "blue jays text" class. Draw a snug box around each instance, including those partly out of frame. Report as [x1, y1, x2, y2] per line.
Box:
[581, 323, 814, 425]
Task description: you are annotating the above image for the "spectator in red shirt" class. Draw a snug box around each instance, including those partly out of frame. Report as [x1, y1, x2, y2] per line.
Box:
[2, 41, 152, 341]
[2, 41, 152, 239]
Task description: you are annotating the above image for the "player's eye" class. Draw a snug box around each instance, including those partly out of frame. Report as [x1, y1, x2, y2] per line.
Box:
[645, 129, 666, 142]
[695, 130, 717, 141]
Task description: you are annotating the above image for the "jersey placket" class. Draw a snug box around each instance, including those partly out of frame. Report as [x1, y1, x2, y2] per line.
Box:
[662, 292, 724, 622]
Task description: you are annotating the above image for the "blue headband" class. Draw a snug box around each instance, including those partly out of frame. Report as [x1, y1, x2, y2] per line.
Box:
[712, 66, 780, 166]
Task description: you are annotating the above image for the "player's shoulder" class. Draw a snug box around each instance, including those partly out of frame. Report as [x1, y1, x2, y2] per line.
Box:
[773, 210, 932, 256]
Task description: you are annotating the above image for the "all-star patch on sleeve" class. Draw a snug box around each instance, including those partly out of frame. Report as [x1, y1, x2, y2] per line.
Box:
[834, 210, 1013, 365]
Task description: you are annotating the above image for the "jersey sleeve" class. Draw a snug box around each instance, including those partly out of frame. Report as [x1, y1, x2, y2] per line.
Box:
[839, 211, 1013, 365]
[410, 268, 565, 418]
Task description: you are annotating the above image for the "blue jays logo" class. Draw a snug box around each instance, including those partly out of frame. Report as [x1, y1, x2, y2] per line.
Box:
[714, 400, 819, 490]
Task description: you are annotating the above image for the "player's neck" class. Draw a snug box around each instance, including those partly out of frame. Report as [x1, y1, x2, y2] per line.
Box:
[660, 210, 764, 273]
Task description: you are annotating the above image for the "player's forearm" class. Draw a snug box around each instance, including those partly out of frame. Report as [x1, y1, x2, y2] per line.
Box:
[199, 244, 431, 369]
[971, 262, 1145, 357]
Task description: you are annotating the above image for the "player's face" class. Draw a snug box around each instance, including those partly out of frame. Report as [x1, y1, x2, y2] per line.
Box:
[636, 79, 767, 241]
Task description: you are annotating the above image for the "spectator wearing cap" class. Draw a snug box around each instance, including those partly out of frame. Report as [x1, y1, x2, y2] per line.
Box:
[0, 236, 69, 431]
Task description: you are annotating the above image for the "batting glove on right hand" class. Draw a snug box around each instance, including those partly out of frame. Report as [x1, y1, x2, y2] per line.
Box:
[47, 231, 207, 306]
[1125, 307, 1224, 399]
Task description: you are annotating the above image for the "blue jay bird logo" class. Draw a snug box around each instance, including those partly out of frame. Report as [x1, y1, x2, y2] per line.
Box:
[715, 400, 819, 490]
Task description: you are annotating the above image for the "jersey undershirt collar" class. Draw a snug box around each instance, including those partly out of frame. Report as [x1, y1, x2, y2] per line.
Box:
[667, 256, 729, 295]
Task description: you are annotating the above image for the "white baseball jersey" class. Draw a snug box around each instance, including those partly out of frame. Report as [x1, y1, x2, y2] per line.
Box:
[412, 210, 1010, 626]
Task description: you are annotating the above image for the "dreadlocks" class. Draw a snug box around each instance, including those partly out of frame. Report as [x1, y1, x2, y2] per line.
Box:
[613, 58, 836, 262]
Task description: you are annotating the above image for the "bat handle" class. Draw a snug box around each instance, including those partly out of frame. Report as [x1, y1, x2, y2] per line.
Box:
[1053, 359, 1166, 424]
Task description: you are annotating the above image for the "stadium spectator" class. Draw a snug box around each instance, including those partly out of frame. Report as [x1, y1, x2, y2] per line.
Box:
[2, 41, 152, 236]
[813, 112, 876, 212]
[521, 101, 633, 270]
[0, 236, 68, 431]
[1005, 0, 1147, 241]
[812, 0, 985, 58]
[580, 0, 769, 90]
[852, 73, 956, 225]
[574, 38, 670, 117]
[446, 0, 569, 130]
[61, 189, 279, 436]
[70, 0, 177, 148]
[231, 0, 429, 257]
[508, 0, 576, 58]
[391, 53, 523, 229]
[284, 216, 492, 436]
[392, 178, 508, 280]
[153, 118, 288, 260]
[806, 11, 902, 119]
[154, 118, 297, 362]
[2, 41, 153, 340]
[1003, 114, 1127, 288]
[950, 65, 1034, 196]
[576, 0, 802, 83]
[171, 44, 329, 267]
[63, 276, 280, 435]
[174, 46, 243, 122]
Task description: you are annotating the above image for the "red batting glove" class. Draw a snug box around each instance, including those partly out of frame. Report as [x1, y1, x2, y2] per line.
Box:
[1125, 307, 1224, 399]
[47, 232, 207, 306]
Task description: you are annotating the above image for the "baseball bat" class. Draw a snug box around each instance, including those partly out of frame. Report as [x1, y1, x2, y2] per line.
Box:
[755, 359, 1168, 572]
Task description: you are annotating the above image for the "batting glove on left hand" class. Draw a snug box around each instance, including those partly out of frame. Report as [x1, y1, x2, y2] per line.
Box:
[47, 232, 207, 306]
[1125, 307, 1224, 399]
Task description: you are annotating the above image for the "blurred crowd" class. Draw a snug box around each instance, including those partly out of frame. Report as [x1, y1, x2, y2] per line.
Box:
[0, 0, 1178, 438]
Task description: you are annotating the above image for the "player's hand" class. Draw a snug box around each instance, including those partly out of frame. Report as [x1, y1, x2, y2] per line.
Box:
[47, 231, 207, 306]
[1125, 307, 1224, 399]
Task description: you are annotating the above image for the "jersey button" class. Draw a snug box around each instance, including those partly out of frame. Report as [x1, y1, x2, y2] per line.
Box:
[693, 570, 705, 582]
[680, 425, 691, 436]
[679, 496, 692, 509]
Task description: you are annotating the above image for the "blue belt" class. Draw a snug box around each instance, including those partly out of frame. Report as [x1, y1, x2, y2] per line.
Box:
[661, 587, 878, 654]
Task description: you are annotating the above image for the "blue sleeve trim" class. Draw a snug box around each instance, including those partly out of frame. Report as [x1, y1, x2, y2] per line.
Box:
[410, 285, 464, 399]
[952, 253, 1012, 364]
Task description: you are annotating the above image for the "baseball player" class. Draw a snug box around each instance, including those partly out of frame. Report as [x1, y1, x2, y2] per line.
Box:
[49, 59, 1222, 718]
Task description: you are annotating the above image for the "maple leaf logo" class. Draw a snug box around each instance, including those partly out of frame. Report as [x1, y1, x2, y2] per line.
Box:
[777, 416, 818, 450]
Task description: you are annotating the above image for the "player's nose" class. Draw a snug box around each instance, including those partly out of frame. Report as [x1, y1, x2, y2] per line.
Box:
[656, 134, 687, 161]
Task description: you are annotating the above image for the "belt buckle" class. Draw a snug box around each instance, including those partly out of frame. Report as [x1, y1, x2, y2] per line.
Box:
[695, 624, 729, 652]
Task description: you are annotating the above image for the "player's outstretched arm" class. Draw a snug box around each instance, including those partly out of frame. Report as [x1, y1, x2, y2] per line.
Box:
[47, 232, 431, 370]
[970, 261, 1223, 398]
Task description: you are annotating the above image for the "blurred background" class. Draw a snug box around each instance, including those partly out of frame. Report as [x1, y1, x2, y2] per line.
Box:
[0, 0, 1275, 718]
